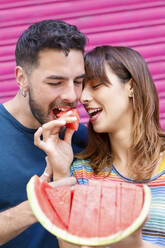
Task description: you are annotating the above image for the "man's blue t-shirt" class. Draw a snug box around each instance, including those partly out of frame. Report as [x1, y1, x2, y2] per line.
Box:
[0, 104, 88, 248]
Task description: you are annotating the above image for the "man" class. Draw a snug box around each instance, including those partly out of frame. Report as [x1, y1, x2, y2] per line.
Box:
[0, 19, 87, 247]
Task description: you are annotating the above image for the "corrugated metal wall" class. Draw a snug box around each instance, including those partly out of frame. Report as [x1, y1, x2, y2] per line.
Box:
[0, 0, 165, 129]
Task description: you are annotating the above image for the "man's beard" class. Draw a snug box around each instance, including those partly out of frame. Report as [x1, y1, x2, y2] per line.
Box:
[28, 89, 77, 125]
[29, 91, 49, 125]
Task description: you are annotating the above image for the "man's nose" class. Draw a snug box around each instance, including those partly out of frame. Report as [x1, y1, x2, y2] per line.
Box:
[61, 82, 78, 103]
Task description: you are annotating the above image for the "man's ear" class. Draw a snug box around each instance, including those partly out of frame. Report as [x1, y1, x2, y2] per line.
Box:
[15, 66, 29, 96]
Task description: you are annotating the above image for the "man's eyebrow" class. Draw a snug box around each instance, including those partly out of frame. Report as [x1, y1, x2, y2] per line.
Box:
[46, 75, 66, 80]
[45, 74, 85, 80]
[75, 74, 85, 79]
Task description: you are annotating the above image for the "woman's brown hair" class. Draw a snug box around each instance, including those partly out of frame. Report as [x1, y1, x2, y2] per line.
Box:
[77, 46, 165, 181]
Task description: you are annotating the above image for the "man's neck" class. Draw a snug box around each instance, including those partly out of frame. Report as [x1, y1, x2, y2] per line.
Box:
[3, 93, 40, 129]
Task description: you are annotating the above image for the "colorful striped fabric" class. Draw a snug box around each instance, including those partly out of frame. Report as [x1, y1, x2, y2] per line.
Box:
[70, 159, 165, 246]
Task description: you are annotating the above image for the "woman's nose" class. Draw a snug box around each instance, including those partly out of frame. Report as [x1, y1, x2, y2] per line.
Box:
[80, 87, 92, 104]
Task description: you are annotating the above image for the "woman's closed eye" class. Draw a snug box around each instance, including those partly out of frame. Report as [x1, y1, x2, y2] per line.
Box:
[92, 82, 104, 89]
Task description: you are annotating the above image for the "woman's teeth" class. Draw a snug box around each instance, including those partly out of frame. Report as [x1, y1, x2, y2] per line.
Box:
[87, 108, 102, 116]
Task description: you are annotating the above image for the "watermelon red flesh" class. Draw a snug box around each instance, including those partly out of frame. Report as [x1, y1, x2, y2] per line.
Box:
[68, 184, 88, 236]
[43, 181, 144, 238]
[116, 183, 143, 231]
[35, 179, 66, 230]
[89, 179, 144, 234]
[120, 184, 143, 230]
[45, 186, 72, 228]
[99, 185, 117, 236]
[79, 183, 101, 238]
[69, 184, 101, 238]
[57, 109, 80, 131]
[27, 176, 150, 246]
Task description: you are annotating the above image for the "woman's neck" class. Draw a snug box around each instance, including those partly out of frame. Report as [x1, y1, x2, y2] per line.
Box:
[108, 128, 132, 176]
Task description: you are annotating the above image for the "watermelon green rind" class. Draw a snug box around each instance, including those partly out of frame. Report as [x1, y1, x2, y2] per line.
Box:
[27, 176, 151, 246]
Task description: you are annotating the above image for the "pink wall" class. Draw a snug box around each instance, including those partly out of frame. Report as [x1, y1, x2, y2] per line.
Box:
[0, 0, 165, 129]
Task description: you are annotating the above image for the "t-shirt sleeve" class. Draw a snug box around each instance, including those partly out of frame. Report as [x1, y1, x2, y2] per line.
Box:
[70, 160, 81, 177]
[70, 159, 91, 185]
[70, 162, 76, 177]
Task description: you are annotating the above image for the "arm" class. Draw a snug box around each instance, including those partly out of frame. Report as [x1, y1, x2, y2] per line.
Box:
[0, 171, 51, 245]
[142, 241, 164, 248]
[109, 220, 165, 248]
[0, 170, 76, 245]
[58, 240, 79, 248]
[0, 201, 37, 245]
[0, 168, 52, 245]
[110, 238, 164, 248]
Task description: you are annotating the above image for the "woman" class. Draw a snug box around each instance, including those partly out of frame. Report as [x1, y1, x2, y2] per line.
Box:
[34, 46, 165, 248]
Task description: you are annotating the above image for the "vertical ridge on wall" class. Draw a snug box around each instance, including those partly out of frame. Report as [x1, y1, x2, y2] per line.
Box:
[0, 0, 165, 129]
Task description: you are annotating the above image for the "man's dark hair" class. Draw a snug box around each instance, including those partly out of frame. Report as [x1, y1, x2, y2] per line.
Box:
[15, 19, 86, 71]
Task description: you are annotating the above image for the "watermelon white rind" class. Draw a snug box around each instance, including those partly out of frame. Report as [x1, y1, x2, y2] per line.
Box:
[27, 176, 151, 246]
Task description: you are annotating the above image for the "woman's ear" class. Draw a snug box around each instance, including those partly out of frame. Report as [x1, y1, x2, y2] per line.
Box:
[127, 78, 134, 98]
[15, 66, 29, 97]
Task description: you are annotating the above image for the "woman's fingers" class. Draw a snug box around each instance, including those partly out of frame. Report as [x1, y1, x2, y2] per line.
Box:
[64, 128, 75, 145]
[42, 119, 66, 141]
[41, 116, 77, 141]
[34, 119, 66, 147]
[34, 127, 45, 149]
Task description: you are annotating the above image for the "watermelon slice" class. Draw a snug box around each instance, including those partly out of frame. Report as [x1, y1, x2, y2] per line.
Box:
[57, 109, 80, 131]
[27, 176, 151, 246]
[45, 186, 72, 228]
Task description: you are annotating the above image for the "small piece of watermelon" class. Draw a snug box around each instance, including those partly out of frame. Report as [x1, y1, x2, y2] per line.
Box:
[45, 186, 72, 228]
[33, 177, 66, 230]
[57, 109, 80, 131]
[27, 176, 151, 247]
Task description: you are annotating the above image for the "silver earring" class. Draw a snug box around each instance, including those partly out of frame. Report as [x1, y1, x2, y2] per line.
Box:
[129, 91, 134, 98]
[20, 89, 26, 97]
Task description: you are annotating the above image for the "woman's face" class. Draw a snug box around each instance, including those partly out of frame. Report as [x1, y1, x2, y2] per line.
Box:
[81, 63, 133, 134]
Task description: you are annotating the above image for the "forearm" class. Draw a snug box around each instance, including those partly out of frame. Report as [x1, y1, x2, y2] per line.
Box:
[0, 200, 37, 245]
[46, 155, 70, 182]
[58, 239, 79, 248]
[110, 239, 164, 248]
[142, 240, 165, 248]
[52, 169, 70, 181]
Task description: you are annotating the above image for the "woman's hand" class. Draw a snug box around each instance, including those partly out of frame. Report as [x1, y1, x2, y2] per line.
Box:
[34, 113, 78, 181]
